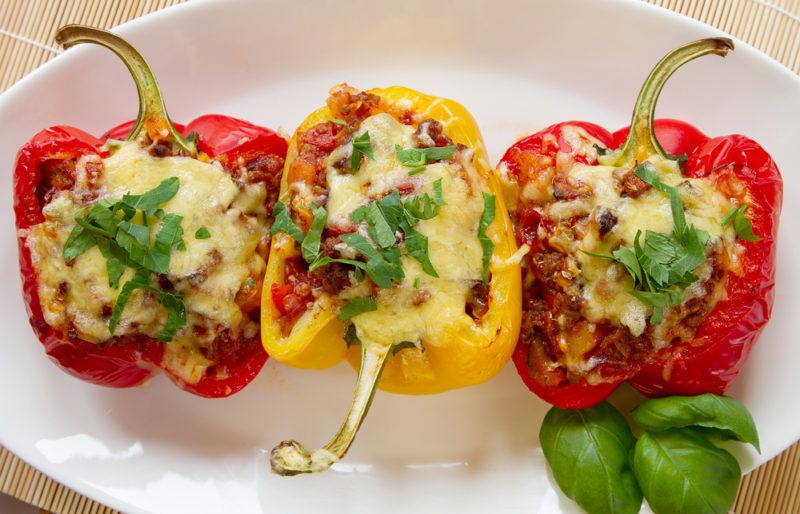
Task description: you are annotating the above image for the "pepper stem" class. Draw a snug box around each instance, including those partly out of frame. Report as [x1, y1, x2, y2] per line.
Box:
[55, 25, 195, 154]
[270, 341, 392, 475]
[613, 38, 733, 166]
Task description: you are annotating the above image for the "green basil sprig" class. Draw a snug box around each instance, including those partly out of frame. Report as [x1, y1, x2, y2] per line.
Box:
[540, 402, 642, 514]
[540, 394, 759, 514]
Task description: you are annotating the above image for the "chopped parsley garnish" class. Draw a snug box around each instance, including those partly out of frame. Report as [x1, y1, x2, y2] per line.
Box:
[584, 163, 711, 324]
[721, 205, 761, 242]
[270, 202, 305, 242]
[63, 177, 188, 340]
[478, 193, 496, 284]
[395, 144, 456, 175]
[351, 131, 375, 172]
[195, 227, 211, 239]
[301, 205, 327, 263]
[337, 296, 378, 321]
[413, 277, 421, 289]
[270, 183, 451, 289]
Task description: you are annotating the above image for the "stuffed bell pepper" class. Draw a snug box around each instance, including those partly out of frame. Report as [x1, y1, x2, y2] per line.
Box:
[262, 84, 521, 474]
[14, 26, 287, 397]
[498, 38, 782, 409]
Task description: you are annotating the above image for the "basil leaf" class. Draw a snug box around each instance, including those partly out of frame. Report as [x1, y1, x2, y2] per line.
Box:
[195, 227, 211, 239]
[632, 394, 760, 451]
[478, 193, 496, 283]
[351, 131, 374, 172]
[120, 177, 180, 216]
[156, 290, 187, 341]
[108, 267, 151, 335]
[722, 205, 761, 242]
[63, 225, 97, 261]
[270, 201, 305, 243]
[433, 178, 446, 206]
[337, 296, 378, 321]
[407, 165, 426, 175]
[540, 402, 642, 514]
[330, 118, 348, 126]
[301, 205, 327, 263]
[634, 429, 740, 514]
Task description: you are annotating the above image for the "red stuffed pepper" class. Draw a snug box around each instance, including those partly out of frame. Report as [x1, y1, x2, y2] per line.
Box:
[14, 26, 287, 397]
[499, 38, 782, 409]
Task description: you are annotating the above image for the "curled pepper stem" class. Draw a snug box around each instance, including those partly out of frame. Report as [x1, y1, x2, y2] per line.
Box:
[270, 341, 392, 475]
[55, 25, 196, 154]
[614, 38, 734, 166]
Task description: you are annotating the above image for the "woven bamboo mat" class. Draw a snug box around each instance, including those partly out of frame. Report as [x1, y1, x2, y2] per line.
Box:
[0, 0, 798, 513]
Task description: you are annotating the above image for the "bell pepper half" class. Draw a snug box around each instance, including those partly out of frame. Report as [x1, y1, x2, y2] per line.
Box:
[14, 26, 287, 397]
[499, 38, 782, 409]
[261, 84, 521, 474]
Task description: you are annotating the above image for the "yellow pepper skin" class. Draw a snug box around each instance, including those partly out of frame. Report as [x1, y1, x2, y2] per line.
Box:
[262, 85, 521, 392]
[261, 85, 521, 474]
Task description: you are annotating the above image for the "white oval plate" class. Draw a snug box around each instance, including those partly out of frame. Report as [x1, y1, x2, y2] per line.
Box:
[0, 1, 798, 513]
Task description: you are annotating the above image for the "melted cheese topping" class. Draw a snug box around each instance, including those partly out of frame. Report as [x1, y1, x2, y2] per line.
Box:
[526, 149, 738, 341]
[322, 114, 485, 350]
[24, 142, 266, 383]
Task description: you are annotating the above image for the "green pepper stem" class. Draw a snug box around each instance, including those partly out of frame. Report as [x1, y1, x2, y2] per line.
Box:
[55, 25, 195, 154]
[613, 38, 733, 166]
[270, 341, 392, 475]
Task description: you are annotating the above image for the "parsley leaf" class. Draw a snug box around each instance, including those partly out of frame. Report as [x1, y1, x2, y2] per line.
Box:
[395, 145, 456, 174]
[364, 202, 396, 249]
[478, 193, 496, 283]
[108, 267, 151, 335]
[62, 178, 188, 341]
[95, 238, 128, 289]
[270, 201, 305, 243]
[308, 256, 367, 272]
[433, 178, 446, 206]
[722, 205, 761, 242]
[119, 176, 179, 216]
[337, 296, 378, 321]
[403, 224, 438, 278]
[195, 227, 211, 239]
[351, 131, 374, 172]
[403, 193, 440, 222]
[581, 164, 715, 324]
[301, 205, 327, 263]
[340, 232, 404, 288]
[63, 225, 96, 261]
[156, 289, 187, 341]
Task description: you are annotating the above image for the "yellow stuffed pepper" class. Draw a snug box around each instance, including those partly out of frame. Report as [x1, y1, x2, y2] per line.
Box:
[262, 84, 522, 474]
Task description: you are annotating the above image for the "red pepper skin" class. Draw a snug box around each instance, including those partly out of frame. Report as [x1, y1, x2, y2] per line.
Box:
[505, 120, 782, 408]
[610, 119, 710, 157]
[630, 135, 782, 396]
[14, 117, 285, 397]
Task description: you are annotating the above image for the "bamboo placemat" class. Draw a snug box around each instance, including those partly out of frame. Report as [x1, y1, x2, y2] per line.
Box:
[0, 0, 798, 513]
